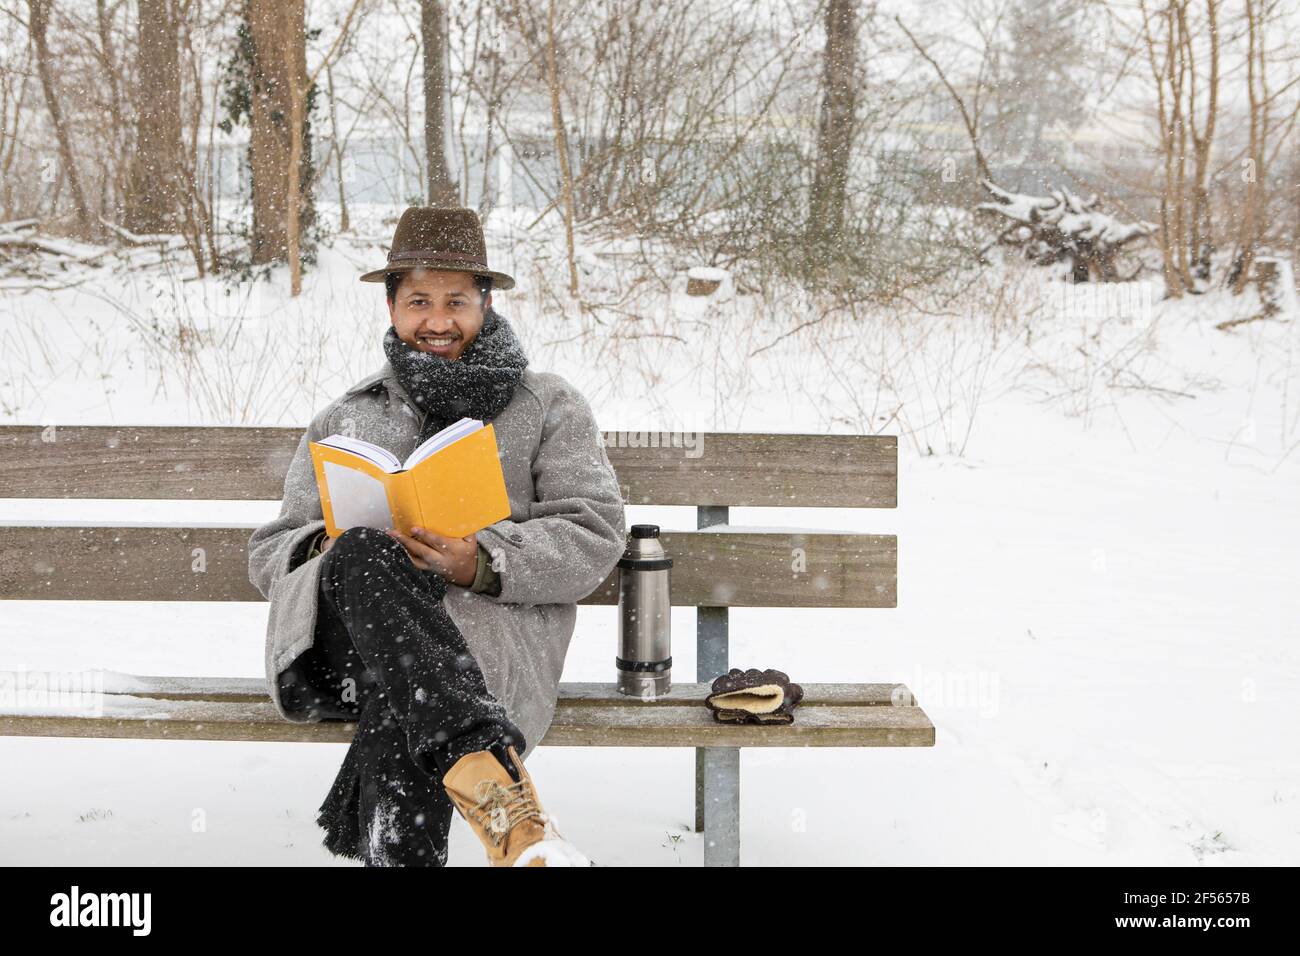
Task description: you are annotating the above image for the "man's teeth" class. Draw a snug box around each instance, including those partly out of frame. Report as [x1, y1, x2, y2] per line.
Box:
[419, 336, 456, 346]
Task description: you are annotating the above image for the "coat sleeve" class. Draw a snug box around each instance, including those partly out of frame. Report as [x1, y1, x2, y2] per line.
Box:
[247, 407, 332, 600]
[475, 380, 626, 607]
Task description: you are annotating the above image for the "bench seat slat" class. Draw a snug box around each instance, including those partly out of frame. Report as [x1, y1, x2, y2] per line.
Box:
[2, 672, 917, 707]
[0, 526, 897, 608]
[0, 679, 934, 747]
[0, 703, 935, 748]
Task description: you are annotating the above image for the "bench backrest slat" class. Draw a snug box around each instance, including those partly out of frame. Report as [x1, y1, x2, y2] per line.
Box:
[0, 427, 897, 508]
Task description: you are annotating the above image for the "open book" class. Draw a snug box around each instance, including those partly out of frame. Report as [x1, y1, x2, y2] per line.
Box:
[308, 417, 511, 539]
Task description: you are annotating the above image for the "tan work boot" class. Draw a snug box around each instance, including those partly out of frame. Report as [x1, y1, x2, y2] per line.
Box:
[441, 744, 590, 867]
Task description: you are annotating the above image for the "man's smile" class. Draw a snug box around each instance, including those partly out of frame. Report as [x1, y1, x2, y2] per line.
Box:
[416, 332, 460, 356]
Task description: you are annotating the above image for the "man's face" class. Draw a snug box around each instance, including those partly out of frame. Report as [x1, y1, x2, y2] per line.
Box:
[387, 269, 490, 361]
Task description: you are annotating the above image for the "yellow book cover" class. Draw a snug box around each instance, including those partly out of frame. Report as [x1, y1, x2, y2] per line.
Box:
[308, 417, 511, 539]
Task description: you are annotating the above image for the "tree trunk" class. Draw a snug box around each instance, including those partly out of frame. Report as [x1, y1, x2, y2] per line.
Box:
[95, 0, 127, 221]
[1187, 0, 1218, 282]
[325, 64, 350, 233]
[421, 0, 458, 206]
[245, 0, 308, 266]
[1169, 4, 1191, 289]
[0, 52, 33, 220]
[27, 0, 93, 233]
[546, 0, 579, 296]
[125, 0, 183, 233]
[1293, 152, 1300, 292]
[1231, 0, 1264, 294]
[283, 0, 306, 295]
[807, 0, 858, 256]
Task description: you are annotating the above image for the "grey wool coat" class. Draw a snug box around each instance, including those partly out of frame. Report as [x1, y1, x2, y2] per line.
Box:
[246, 362, 627, 761]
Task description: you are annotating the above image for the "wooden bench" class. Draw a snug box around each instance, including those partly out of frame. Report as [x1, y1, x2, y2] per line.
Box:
[0, 426, 931, 866]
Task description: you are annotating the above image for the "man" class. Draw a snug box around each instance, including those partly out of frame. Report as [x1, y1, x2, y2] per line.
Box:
[247, 207, 627, 867]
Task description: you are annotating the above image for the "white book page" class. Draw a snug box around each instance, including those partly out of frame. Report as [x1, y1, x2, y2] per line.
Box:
[317, 435, 402, 472]
[403, 417, 483, 469]
[323, 461, 394, 531]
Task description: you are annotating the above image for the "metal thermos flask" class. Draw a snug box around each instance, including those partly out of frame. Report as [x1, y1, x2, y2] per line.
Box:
[616, 524, 673, 698]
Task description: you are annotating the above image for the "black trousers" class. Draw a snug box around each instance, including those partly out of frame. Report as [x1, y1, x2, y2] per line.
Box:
[276, 526, 527, 867]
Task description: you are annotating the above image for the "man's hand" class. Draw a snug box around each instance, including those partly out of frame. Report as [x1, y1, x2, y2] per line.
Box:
[320, 534, 335, 554]
[386, 526, 478, 586]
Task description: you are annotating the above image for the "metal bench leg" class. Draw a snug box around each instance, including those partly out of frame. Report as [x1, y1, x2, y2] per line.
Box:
[694, 576, 729, 833]
[694, 604, 728, 834]
[702, 747, 740, 867]
[694, 748, 707, 833]
[695, 505, 737, 864]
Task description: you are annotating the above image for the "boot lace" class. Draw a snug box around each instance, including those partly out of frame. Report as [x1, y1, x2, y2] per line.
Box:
[468, 777, 546, 847]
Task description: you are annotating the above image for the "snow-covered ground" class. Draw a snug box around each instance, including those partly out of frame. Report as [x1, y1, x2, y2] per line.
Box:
[2, 210, 1297, 865]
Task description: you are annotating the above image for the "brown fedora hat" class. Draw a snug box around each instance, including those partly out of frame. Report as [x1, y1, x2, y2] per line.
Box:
[359, 206, 515, 290]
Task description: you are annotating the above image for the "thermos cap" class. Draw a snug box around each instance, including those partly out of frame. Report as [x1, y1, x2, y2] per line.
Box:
[630, 524, 660, 539]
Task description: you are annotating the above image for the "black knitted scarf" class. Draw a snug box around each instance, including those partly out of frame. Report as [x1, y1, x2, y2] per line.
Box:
[382, 306, 529, 443]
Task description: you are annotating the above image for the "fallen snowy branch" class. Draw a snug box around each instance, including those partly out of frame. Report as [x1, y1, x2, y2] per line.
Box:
[98, 218, 189, 250]
[0, 233, 106, 262]
[977, 179, 1155, 283]
[0, 220, 198, 286]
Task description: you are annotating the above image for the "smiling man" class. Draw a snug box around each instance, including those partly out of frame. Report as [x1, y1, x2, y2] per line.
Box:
[362, 268, 502, 588]
[247, 207, 627, 867]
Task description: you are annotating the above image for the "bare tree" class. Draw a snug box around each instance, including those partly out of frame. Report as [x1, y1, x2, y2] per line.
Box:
[92, 0, 129, 221]
[1135, 0, 1222, 296]
[245, 0, 301, 265]
[0, 16, 35, 220]
[323, 62, 353, 231]
[496, 0, 580, 292]
[1229, 0, 1266, 294]
[452, 2, 506, 217]
[894, 13, 995, 183]
[280, 0, 311, 290]
[283, 0, 366, 294]
[421, 0, 458, 206]
[1126, 0, 1300, 299]
[1184, 0, 1219, 283]
[125, 0, 183, 233]
[807, 0, 860, 253]
[175, 0, 229, 276]
[545, 0, 578, 295]
[489, 1, 809, 252]
[26, 0, 93, 232]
